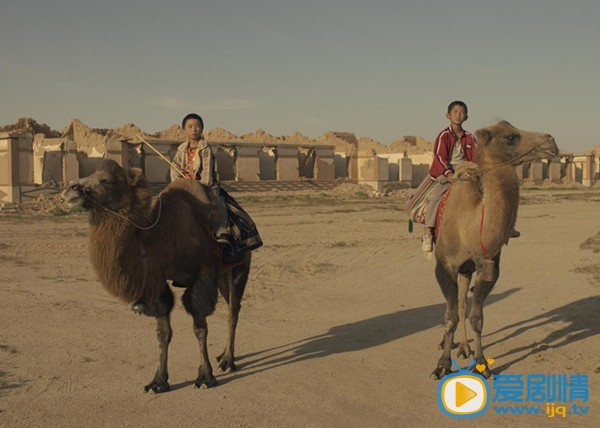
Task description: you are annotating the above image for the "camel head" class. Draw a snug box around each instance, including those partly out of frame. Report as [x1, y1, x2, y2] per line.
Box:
[62, 159, 149, 212]
[475, 121, 559, 167]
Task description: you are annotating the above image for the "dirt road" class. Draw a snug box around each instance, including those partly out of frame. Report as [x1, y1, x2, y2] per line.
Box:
[1, 189, 599, 427]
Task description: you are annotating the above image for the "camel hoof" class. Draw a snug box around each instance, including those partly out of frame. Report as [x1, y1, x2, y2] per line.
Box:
[431, 366, 454, 380]
[217, 353, 237, 372]
[438, 340, 458, 350]
[194, 374, 218, 389]
[456, 343, 473, 359]
[431, 359, 454, 380]
[144, 379, 170, 394]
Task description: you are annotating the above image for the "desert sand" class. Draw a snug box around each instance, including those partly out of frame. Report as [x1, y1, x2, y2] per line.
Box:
[1, 187, 599, 427]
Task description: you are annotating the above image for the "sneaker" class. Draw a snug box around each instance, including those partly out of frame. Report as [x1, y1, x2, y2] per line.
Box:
[215, 234, 232, 247]
[131, 300, 147, 314]
[422, 234, 433, 252]
[510, 229, 521, 238]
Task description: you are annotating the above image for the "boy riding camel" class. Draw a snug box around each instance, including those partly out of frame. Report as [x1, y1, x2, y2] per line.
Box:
[422, 100, 519, 252]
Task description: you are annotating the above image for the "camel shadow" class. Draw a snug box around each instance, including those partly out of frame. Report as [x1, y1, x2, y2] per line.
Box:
[485, 295, 600, 373]
[169, 380, 196, 391]
[216, 288, 520, 385]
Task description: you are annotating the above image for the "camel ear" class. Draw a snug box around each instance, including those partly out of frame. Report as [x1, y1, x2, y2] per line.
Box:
[475, 128, 491, 145]
[126, 167, 145, 187]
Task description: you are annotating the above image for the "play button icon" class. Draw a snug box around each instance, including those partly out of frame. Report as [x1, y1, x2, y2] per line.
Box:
[438, 374, 489, 417]
[456, 381, 477, 407]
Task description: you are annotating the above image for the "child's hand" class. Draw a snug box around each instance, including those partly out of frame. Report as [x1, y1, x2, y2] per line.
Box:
[438, 174, 452, 184]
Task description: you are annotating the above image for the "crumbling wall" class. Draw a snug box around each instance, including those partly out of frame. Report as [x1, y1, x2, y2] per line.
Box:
[77, 152, 104, 178]
[166, 144, 179, 181]
[214, 145, 237, 181]
[236, 145, 261, 182]
[6, 117, 596, 199]
[276, 146, 299, 181]
[0, 132, 34, 203]
[298, 147, 315, 179]
[63, 119, 108, 157]
[313, 147, 335, 180]
[319, 132, 358, 154]
[33, 135, 64, 184]
[259, 147, 277, 181]
[334, 153, 349, 178]
[141, 140, 173, 183]
[377, 153, 405, 182]
[42, 151, 63, 184]
[407, 153, 433, 186]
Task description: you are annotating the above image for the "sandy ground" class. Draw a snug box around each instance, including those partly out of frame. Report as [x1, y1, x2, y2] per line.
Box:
[1, 187, 599, 427]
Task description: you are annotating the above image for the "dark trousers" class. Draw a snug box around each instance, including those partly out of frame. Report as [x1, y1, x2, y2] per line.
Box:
[208, 185, 230, 237]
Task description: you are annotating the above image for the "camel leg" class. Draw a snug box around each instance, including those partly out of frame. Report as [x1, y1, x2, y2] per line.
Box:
[456, 273, 473, 359]
[191, 315, 218, 388]
[182, 271, 219, 389]
[216, 269, 236, 371]
[469, 255, 501, 379]
[216, 270, 239, 371]
[143, 285, 175, 393]
[431, 262, 459, 380]
[217, 257, 251, 372]
[438, 273, 470, 352]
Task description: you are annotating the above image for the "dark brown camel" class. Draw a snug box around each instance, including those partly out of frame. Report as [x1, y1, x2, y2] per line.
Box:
[62, 159, 251, 392]
[431, 121, 559, 379]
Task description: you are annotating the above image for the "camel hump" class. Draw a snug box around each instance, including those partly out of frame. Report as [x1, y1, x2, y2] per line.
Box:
[166, 178, 211, 204]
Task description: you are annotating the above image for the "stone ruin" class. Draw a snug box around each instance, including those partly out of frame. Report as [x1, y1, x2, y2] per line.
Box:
[0, 118, 598, 203]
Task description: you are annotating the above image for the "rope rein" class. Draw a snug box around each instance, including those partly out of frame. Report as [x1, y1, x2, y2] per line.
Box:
[80, 187, 161, 298]
[488, 142, 546, 170]
[83, 191, 163, 230]
[451, 142, 547, 183]
[452, 143, 546, 260]
[479, 205, 492, 259]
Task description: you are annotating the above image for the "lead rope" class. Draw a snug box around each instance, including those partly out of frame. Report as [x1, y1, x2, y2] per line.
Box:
[81, 191, 157, 301]
[140, 242, 148, 298]
[459, 142, 547, 258]
[452, 141, 548, 184]
[83, 192, 163, 230]
[479, 204, 492, 260]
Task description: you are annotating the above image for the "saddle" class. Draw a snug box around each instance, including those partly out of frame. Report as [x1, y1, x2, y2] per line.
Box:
[219, 187, 263, 267]
[404, 176, 436, 226]
[434, 184, 454, 238]
[404, 176, 452, 235]
[404, 162, 481, 236]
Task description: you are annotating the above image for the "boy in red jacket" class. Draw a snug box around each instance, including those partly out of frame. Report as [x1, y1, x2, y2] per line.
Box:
[423, 101, 476, 252]
[423, 101, 519, 252]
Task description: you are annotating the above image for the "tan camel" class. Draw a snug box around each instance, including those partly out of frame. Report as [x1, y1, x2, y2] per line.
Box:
[431, 121, 558, 379]
[62, 159, 252, 392]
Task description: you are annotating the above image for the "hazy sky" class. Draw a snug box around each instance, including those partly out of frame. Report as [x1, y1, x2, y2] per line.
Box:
[1, 0, 599, 151]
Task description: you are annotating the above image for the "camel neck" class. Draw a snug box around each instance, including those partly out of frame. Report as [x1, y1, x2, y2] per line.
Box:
[88, 210, 147, 301]
[89, 210, 138, 252]
[479, 165, 520, 253]
[482, 165, 519, 207]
